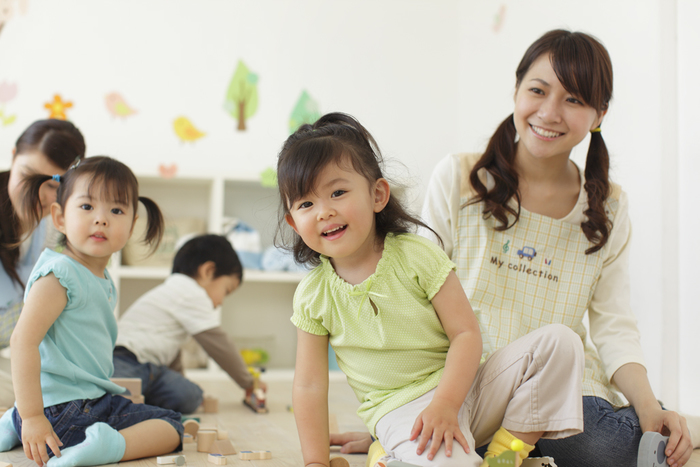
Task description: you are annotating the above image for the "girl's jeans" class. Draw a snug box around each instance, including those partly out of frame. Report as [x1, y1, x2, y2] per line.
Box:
[474, 396, 643, 467]
[112, 347, 204, 414]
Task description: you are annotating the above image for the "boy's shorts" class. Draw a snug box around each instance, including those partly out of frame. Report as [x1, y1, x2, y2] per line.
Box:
[12, 393, 184, 456]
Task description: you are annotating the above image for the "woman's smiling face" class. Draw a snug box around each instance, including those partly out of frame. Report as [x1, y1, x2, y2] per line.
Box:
[513, 53, 603, 163]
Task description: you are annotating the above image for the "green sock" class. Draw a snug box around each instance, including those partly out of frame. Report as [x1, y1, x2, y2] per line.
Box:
[47, 422, 125, 467]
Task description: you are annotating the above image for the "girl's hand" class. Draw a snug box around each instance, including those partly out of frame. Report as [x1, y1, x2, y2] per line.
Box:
[20, 414, 63, 466]
[637, 405, 692, 467]
[409, 399, 469, 460]
[329, 431, 374, 454]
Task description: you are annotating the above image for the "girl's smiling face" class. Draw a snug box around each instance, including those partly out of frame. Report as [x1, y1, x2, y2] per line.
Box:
[513, 54, 604, 163]
[284, 161, 389, 269]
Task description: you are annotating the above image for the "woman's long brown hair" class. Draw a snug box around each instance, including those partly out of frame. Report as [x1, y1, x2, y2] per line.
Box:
[469, 30, 613, 254]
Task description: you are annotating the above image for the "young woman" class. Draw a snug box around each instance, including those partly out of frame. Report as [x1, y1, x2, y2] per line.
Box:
[332, 29, 696, 467]
[0, 119, 85, 407]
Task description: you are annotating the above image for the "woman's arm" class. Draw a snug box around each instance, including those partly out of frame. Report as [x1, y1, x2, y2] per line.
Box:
[612, 364, 692, 467]
[419, 154, 461, 257]
[10, 273, 66, 466]
[588, 194, 692, 466]
[293, 329, 331, 467]
[410, 271, 482, 460]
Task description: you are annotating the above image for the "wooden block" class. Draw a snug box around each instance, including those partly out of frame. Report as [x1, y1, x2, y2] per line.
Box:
[209, 439, 236, 455]
[203, 395, 219, 413]
[216, 429, 228, 440]
[183, 434, 195, 444]
[330, 457, 349, 467]
[157, 455, 186, 465]
[183, 419, 200, 439]
[0, 461, 13, 467]
[124, 394, 145, 404]
[197, 430, 217, 452]
[208, 454, 227, 465]
[239, 451, 272, 460]
[110, 377, 142, 396]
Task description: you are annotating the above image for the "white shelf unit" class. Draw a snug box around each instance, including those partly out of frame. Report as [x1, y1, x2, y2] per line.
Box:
[107, 175, 304, 369]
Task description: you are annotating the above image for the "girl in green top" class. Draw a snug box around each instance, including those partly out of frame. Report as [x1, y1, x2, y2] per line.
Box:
[276, 113, 585, 467]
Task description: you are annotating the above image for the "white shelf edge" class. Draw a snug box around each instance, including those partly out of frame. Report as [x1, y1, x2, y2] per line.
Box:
[115, 267, 306, 283]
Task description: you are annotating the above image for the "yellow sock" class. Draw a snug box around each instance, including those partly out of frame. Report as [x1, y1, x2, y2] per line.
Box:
[480, 427, 534, 467]
[366, 440, 386, 467]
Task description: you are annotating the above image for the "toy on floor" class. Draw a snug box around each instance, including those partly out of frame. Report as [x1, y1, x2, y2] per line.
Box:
[330, 457, 350, 467]
[637, 431, 669, 467]
[197, 430, 218, 452]
[110, 377, 145, 404]
[183, 419, 199, 439]
[0, 461, 12, 467]
[243, 367, 268, 414]
[239, 450, 272, 460]
[210, 439, 237, 455]
[157, 455, 186, 465]
[208, 453, 227, 465]
[203, 395, 219, 413]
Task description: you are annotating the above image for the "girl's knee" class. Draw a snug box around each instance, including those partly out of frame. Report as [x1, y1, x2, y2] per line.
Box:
[538, 324, 584, 359]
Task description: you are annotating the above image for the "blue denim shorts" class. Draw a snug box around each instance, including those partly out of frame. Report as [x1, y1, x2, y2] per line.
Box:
[12, 393, 184, 456]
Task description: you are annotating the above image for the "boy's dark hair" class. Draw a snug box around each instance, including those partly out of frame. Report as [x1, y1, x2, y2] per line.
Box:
[172, 234, 243, 282]
[275, 112, 439, 266]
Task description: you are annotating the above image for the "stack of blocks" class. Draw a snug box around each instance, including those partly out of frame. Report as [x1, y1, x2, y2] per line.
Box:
[179, 419, 239, 464]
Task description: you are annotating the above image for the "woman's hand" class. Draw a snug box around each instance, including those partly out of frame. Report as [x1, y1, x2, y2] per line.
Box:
[409, 399, 469, 460]
[20, 414, 62, 466]
[329, 432, 373, 454]
[637, 404, 692, 467]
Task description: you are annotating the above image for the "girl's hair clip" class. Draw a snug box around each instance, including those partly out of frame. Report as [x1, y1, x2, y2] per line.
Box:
[52, 174, 62, 183]
[69, 156, 81, 170]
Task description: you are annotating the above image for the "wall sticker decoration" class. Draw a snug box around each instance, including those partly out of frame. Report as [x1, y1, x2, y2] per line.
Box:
[105, 92, 137, 119]
[289, 90, 320, 133]
[173, 116, 205, 143]
[0, 81, 17, 126]
[44, 94, 73, 120]
[224, 60, 259, 131]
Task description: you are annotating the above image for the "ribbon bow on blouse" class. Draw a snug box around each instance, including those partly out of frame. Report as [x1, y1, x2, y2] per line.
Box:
[347, 277, 387, 318]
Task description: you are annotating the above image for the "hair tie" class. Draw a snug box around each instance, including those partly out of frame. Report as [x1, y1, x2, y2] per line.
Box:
[51, 174, 62, 183]
[69, 156, 81, 170]
[591, 127, 602, 133]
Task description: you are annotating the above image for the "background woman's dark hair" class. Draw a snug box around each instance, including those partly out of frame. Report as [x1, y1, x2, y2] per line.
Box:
[0, 119, 86, 286]
[173, 234, 243, 282]
[469, 29, 613, 254]
[275, 112, 439, 266]
[20, 156, 164, 253]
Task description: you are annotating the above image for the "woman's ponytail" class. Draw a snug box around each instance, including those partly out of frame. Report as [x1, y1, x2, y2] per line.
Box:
[581, 130, 612, 254]
[468, 113, 522, 230]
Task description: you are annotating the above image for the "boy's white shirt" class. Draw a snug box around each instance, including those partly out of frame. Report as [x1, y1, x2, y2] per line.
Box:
[116, 273, 220, 366]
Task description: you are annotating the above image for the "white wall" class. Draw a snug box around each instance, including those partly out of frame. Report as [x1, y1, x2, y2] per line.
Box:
[0, 0, 693, 409]
[678, 0, 700, 414]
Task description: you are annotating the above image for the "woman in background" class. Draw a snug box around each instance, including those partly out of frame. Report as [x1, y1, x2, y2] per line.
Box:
[0, 119, 85, 407]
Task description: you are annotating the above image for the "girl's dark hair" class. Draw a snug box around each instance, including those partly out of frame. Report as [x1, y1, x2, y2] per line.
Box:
[275, 112, 438, 266]
[469, 29, 613, 254]
[1, 119, 86, 286]
[20, 156, 164, 252]
[173, 234, 243, 282]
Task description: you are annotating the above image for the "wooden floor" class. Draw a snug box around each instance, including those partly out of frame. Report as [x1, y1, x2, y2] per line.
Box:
[1, 373, 699, 467]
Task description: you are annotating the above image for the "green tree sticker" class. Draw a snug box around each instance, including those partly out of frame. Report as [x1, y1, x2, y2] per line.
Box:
[224, 60, 259, 131]
[289, 90, 320, 133]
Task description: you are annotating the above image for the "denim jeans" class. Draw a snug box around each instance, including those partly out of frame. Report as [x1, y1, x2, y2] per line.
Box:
[112, 347, 204, 414]
[11, 393, 183, 457]
[476, 396, 642, 467]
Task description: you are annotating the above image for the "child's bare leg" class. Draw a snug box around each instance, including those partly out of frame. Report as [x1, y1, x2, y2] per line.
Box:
[120, 419, 180, 460]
